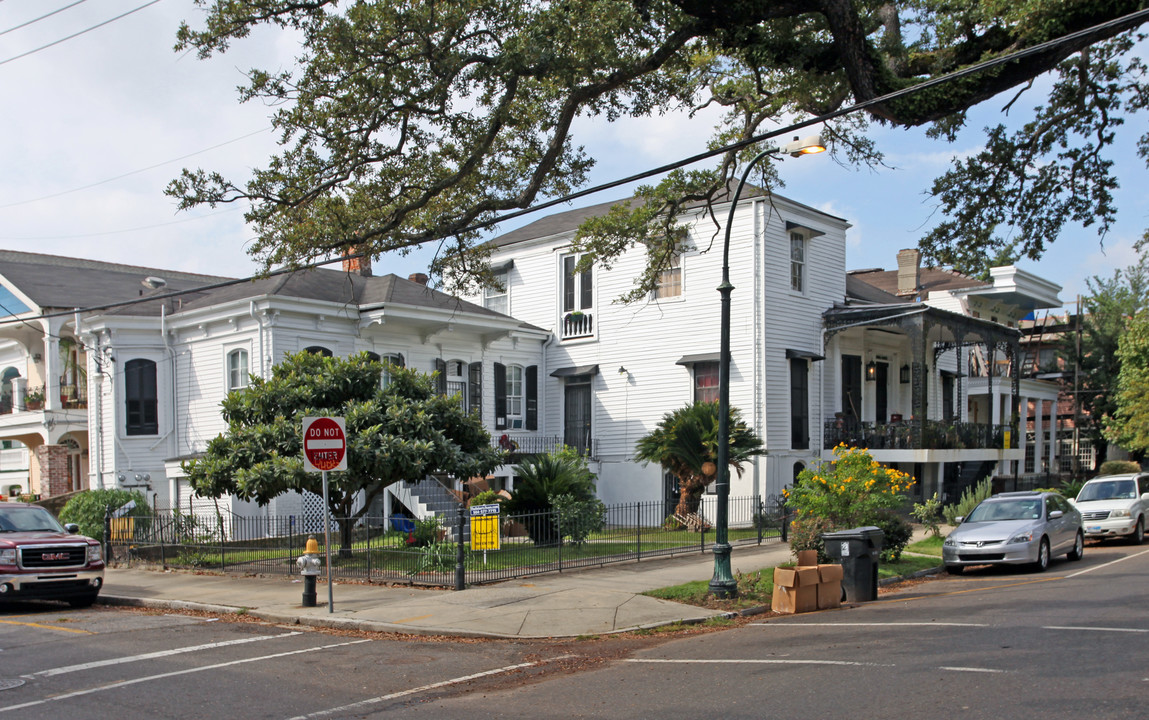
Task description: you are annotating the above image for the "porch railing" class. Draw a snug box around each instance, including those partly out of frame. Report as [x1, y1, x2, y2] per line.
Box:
[493, 434, 599, 461]
[825, 419, 1018, 451]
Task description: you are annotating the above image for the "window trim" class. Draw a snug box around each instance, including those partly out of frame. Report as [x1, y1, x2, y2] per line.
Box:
[124, 358, 158, 436]
[225, 347, 250, 391]
[484, 267, 509, 315]
[789, 231, 807, 294]
[693, 361, 720, 405]
[652, 254, 684, 301]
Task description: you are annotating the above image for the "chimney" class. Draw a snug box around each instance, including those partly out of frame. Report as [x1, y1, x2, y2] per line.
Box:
[408, 272, 429, 286]
[342, 247, 373, 277]
[896, 248, 921, 297]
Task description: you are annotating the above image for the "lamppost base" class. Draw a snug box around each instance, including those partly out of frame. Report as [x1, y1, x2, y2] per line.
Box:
[708, 542, 737, 598]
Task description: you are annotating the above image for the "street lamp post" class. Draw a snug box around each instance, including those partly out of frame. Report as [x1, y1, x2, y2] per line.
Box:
[709, 134, 825, 598]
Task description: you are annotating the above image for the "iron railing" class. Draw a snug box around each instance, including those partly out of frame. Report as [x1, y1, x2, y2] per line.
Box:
[824, 419, 1018, 451]
[106, 496, 785, 587]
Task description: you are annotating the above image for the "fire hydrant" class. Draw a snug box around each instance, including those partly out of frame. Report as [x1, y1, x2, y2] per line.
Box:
[296, 536, 322, 607]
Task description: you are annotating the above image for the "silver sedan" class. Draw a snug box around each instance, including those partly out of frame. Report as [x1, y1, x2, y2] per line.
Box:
[942, 491, 1084, 574]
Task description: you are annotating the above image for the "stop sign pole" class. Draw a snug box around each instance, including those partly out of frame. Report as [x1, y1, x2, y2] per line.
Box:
[303, 416, 347, 613]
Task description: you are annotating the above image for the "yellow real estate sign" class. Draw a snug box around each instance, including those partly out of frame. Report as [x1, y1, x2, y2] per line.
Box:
[469, 503, 501, 551]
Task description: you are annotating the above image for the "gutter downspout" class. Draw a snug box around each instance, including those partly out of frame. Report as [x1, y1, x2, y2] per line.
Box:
[77, 309, 102, 490]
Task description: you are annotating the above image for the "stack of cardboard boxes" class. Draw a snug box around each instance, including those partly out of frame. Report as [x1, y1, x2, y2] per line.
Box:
[771, 550, 845, 614]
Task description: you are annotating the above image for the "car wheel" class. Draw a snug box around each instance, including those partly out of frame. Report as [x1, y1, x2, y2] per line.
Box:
[945, 565, 964, 575]
[1067, 531, 1084, 561]
[1131, 517, 1145, 546]
[67, 593, 98, 609]
[1033, 538, 1051, 572]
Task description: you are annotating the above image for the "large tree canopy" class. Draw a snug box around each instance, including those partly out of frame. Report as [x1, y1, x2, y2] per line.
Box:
[183, 351, 504, 548]
[1106, 309, 1149, 458]
[169, 0, 1149, 295]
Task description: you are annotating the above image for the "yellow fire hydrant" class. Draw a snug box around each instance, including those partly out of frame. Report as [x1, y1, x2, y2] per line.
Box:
[296, 535, 322, 607]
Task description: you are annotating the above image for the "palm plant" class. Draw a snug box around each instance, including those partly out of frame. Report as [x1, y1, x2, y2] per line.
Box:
[635, 401, 765, 521]
[504, 449, 596, 546]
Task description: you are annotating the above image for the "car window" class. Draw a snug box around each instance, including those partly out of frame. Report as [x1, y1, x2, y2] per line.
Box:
[968, 500, 1041, 522]
[1077, 480, 1138, 502]
[0, 505, 65, 533]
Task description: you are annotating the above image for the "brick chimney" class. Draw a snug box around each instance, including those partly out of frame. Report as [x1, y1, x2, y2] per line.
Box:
[408, 272, 429, 286]
[342, 247, 373, 277]
[896, 248, 921, 297]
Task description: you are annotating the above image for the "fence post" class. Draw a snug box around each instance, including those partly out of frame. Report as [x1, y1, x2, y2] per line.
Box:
[103, 505, 112, 567]
[757, 496, 764, 545]
[366, 518, 372, 582]
[556, 506, 563, 572]
[455, 502, 465, 591]
[159, 511, 167, 567]
[780, 497, 789, 543]
[635, 502, 641, 561]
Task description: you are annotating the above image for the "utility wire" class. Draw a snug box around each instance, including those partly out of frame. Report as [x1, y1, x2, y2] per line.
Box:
[2, 7, 1146, 328]
[0, 0, 163, 67]
[0, 128, 271, 210]
[0, 0, 89, 37]
[0, 207, 242, 241]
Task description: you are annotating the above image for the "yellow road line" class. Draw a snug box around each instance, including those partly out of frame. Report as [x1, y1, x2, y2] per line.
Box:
[393, 614, 433, 624]
[0, 619, 94, 634]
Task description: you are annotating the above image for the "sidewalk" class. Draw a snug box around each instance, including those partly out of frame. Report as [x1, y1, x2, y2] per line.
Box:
[100, 540, 797, 639]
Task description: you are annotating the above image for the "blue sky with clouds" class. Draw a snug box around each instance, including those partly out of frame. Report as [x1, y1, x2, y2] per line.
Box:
[1, 0, 1144, 311]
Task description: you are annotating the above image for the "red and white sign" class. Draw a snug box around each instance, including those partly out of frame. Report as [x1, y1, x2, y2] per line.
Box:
[302, 416, 347, 472]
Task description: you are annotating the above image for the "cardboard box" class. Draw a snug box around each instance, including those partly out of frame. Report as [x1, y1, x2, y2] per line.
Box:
[772, 566, 819, 614]
[817, 564, 844, 610]
[796, 549, 818, 567]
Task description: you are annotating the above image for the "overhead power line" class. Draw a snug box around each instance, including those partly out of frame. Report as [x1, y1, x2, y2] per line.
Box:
[0, 0, 89, 37]
[2, 7, 1146, 328]
[0, 0, 163, 67]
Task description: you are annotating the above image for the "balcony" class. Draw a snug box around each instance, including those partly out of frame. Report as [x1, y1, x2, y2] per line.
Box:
[560, 311, 594, 340]
[824, 419, 1018, 451]
[0, 384, 87, 415]
[493, 433, 599, 461]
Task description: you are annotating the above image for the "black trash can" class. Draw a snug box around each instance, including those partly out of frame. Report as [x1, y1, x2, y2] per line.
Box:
[822, 526, 884, 602]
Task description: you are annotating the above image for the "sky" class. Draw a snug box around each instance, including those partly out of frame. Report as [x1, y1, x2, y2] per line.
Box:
[1, 0, 1146, 313]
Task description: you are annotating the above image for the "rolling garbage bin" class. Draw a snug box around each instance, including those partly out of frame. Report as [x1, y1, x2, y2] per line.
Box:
[822, 526, 884, 602]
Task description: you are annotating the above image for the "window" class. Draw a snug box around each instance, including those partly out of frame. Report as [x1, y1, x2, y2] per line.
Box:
[124, 358, 158, 436]
[693, 361, 719, 404]
[494, 363, 537, 431]
[484, 268, 509, 314]
[653, 255, 682, 299]
[303, 345, 333, 357]
[506, 365, 523, 428]
[562, 254, 593, 312]
[227, 349, 249, 391]
[790, 232, 806, 292]
[445, 360, 468, 411]
[790, 359, 809, 449]
[378, 353, 404, 388]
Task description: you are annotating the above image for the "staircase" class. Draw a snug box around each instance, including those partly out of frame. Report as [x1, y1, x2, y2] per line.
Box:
[385, 476, 469, 540]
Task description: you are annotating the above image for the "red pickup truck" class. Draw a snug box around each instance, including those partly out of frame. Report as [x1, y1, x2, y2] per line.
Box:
[0, 501, 105, 607]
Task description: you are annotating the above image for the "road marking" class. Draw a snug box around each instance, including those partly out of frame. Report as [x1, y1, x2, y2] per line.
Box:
[751, 622, 987, 627]
[393, 614, 433, 624]
[1064, 548, 1149, 578]
[1043, 626, 1149, 634]
[0, 638, 371, 713]
[626, 659, 896, 667]
[285, 660, 550, 719]
[21, 631, 303, 678]
[938, 666, 1008, 674]
[0, 619, 93, 635]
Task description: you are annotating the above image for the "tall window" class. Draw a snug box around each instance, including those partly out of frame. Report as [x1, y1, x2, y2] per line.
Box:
[693, 361, 719, 404]
[379, 353, 404, 388]
[303, 345, 333, 357]
[125, 358, 158, 436]
[506, 365, 524, 428]
[790, 359, 809, 449]
[562, 254, 593, 312]
[227, 349, 249, 391]
[484, 268, 509, 314]
[790, 232, 806, 292]
[653, 255, 682, 299]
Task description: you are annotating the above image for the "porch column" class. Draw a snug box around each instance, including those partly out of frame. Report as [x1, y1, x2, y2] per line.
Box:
[1047, 399, 1057, 473]
[42, 334, 60, 411]
[1017, 394, 1029, 476]
[1034, 399, 1044, 473]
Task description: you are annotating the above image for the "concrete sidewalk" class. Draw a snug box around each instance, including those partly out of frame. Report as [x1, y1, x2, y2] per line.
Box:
[100, 540, 798, 639]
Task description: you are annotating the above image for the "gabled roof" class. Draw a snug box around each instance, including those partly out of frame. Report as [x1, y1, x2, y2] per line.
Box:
[489, 183, 848, 248]
[0, 249, 229, 313]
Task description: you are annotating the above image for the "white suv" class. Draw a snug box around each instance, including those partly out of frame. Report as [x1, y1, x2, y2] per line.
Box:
[1072, 473, 1149, 544]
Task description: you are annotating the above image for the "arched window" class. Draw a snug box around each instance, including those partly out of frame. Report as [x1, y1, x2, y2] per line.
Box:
[125, 359, 158, 435]
[378, 353, 404, 388]
[303, 345, 333, 357]
[227, 349, 249, 391]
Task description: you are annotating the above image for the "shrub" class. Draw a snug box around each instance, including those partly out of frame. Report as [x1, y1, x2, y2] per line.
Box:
[550, 493, 607, 546]
[1099, 460, 1142, 475]
[59, 489, 152, 540]
[469, 489, 502, 507]
[942, 477, 993, 525]
[1058, 477, 1087, 501]
[872, 510, 913, 562]
[505, 448, 597, 546]
[410, 517, 444, 548]
[911, 493, 943, 537]
[788, 515, 834, 563]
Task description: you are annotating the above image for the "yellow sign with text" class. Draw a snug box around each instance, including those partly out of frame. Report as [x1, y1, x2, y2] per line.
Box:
[469, 515, 501, 551]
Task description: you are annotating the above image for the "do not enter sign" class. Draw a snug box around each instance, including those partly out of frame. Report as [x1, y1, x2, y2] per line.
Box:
[302, 416, 347, 472]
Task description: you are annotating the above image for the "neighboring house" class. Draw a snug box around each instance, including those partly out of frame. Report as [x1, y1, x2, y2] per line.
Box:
[471, 192, 1065, 507]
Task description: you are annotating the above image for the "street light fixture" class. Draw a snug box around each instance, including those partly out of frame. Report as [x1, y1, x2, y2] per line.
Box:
[709, 133, 825, 598]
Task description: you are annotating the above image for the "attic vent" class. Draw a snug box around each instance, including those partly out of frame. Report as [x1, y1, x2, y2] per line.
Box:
[142, 276, 167, 289]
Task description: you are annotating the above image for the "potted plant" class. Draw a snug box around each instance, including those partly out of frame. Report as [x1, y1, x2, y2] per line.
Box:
[24, 389, 44, 410]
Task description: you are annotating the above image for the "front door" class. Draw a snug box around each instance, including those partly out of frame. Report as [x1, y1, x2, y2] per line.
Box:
[563, 380, 592, 455]
[875, 362, 888, 424]
[842, 355, 862, 427]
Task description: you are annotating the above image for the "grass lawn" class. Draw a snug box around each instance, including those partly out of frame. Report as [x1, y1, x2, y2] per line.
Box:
[905, 534, 944, 557]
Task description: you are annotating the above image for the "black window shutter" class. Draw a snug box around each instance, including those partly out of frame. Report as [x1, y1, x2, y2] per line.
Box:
[468, 362, 482, 416]
[563, 256, 575, 312]
[434, 358, 447, 395]
[493, 362, 507, 430]
[525, 365, 538, 430]
[396, 353, 405, 368]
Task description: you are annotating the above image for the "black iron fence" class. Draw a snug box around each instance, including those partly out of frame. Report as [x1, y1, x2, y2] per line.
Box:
[106, 496, 786, 587]
[825, 419, 1017, 451]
